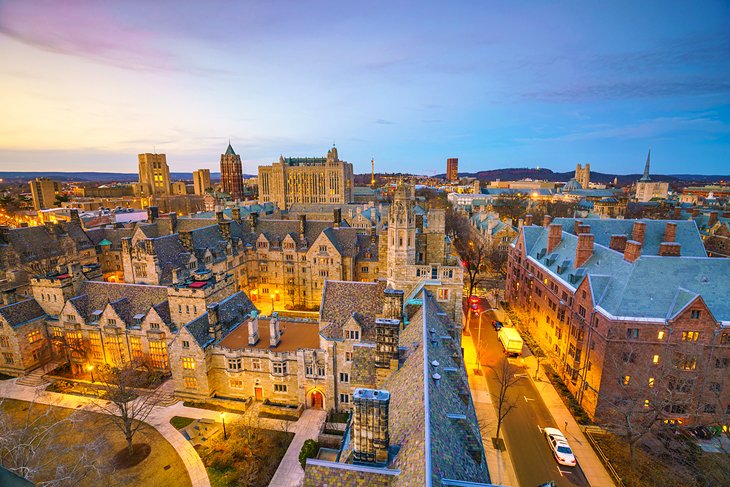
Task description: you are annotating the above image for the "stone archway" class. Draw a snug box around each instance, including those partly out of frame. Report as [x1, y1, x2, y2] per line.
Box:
[307, 388, 325, 410]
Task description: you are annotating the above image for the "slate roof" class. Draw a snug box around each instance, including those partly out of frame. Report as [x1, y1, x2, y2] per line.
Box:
[319, 280, 387, 341]
[350, 343, 377, 386]
[86, 227, 134, 250]
[138, 235, 192, 284]
[321, 227, 361, 257]
[255, 219, 335, 247]
[0, 299, 46, 328]
[552, 217, 707, 257]
[0, 222, 92, 264]
[183, 291, 258, 348]
[69, 281, 169, 323]
[520, 222, 730, 323]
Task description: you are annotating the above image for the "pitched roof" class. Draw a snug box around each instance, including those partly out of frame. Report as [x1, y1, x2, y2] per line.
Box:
[319, 280, 387, 341]
[69, 281, 169, 323]
[0, 299, 46, 328]
[225, 142, 236, 156]
[183, 291, 257, 348]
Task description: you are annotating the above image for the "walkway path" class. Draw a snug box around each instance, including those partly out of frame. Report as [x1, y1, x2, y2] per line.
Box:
[267, 408, 327, 487]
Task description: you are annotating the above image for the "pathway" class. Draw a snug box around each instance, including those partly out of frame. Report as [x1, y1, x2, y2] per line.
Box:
[267, 408, 327, 487]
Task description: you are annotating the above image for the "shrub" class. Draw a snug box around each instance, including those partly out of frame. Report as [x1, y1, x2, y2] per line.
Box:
[298, 439, 319, 469]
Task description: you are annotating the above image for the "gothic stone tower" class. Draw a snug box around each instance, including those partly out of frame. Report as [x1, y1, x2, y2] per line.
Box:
[387, 183, 416, 287]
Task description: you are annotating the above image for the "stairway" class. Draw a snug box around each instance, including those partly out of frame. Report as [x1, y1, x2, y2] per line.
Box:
[15, 361, 61, 388]
[155, 379, 179, 407]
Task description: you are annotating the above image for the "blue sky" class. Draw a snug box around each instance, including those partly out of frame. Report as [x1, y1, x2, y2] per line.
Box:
[0, 0, 728, 175]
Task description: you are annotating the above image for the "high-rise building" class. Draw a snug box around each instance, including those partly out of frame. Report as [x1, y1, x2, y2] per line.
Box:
[138, 153, 171, 196]
[29, 177, 61, 210]
[575, 163, 590, 189]
[220, 143, 244, 200]
[446, 157, 459, 182]
[192, 169, 211, 195]
[258, 146, 353, 209]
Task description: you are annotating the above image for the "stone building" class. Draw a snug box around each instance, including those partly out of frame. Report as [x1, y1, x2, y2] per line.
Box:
[29, 177, 61, 210]
[506, 217, 730, 426]
[470, 210, 518, 252]
[575, 163, 590, 189]
[220, 143, 244, 200]
[258, 146, 354, 209]
[193, 169, 211, 195]
[137, 153, 171, 196]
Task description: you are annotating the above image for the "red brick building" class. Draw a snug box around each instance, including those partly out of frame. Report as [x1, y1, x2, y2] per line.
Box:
[506, 217, 730, 428]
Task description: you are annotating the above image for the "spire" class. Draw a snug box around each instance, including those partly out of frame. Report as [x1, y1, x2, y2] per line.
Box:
[225, 141, 236, 156]
[639, 149, 651, 182]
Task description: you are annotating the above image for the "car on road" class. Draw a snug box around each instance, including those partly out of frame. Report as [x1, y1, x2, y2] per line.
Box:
[491, 320, 503, 330]
[543, 427, 577, 467]
[469, 295, 480, 304]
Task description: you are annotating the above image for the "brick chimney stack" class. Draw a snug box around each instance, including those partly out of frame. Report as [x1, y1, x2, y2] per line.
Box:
[352, 388, 390, 465]
[269, 313, 281, 347]
[624, 240, 642, 262]
[248, 317, 259, 345]
[333, 208, 342, 228]
[659, 242, 681, 256]
[547, 224, 563, 254]
[524, 214, 533, 226]
[232, 207, 241, 223]
[673, 207, 681, 220]
[632, 221, 646, 245]
[709, 211, 719, 226]
[575, 233, 595, 268]
[609, 234, 627, 252]
[573, 220, 583, 234]
[207, 303, 221, 341]
[543, 214, 552, 227]
[663, 222, 677, 243]
[299, 214, 307, 240]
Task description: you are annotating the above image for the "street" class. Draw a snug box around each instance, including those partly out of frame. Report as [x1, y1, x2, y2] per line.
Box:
[467, 300, 589, 487]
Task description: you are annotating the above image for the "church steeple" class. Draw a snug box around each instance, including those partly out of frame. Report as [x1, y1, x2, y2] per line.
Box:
[639, 149, 652, 182]
[225, 141, 236, 156]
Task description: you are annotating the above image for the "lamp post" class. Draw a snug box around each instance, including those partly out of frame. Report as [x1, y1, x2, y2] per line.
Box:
[270, 293, 275, 315]
[220, 412, 227, 440]
[86, 364, 95, 383]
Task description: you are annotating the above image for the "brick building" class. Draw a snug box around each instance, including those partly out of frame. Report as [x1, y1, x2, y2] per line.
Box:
[506, 217, 730, 426]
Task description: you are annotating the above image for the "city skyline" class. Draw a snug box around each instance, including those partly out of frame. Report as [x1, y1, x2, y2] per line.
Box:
[1, 1, 729, 175]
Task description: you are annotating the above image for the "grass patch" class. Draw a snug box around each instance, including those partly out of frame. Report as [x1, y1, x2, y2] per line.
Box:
[259, 411, 300, 422]
[183, 401, 245, 415]
[543, 365, 592, 425]
[0, 372, 14, 380]
[326, 411, 350, 423]
[170, 416, 195, 430]
[0, 398, 191, 487]
[196, 425, 294, 487]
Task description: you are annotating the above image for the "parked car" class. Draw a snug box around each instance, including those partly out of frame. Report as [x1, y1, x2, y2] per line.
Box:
[543, 427, 576, 467]
[469, 295, 480, 304]
[492, 320, 503, 330]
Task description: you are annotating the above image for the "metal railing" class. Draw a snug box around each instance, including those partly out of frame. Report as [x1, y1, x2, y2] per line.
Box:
[583, 428, 626, 487]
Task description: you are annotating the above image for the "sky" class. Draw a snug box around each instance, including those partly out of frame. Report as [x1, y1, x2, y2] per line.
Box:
[0, 0, 729, 176]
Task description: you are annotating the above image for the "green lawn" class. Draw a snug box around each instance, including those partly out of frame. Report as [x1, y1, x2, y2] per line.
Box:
[0, 399, 192, 487]
[170, 416, 196, 430]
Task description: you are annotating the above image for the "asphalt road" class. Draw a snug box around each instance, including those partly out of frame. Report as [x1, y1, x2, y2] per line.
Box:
[467, 302, 589, 487]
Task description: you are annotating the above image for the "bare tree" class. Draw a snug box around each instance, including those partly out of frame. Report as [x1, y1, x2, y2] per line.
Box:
[0, 398, 104, 486]
[92, 360, 164, 456]
[488, 357, 523, 442]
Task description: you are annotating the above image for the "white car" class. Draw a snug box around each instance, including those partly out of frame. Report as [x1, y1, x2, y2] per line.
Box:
[543, 427, 577, 467]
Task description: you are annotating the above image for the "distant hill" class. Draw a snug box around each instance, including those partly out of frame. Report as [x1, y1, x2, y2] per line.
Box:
[0, 171, 256, 182]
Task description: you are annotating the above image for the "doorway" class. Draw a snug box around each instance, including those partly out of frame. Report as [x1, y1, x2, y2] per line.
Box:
[254, 387, 263, 401]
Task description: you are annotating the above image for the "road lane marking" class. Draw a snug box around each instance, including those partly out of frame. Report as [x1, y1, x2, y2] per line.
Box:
[557, 466, 563, 477]
[514, 373, 529, 379]
[524, 395, 535, 402]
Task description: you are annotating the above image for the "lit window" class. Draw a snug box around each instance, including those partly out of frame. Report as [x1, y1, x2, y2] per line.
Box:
[345, 351, 353, 362]
[230, 379, 243, 388]
[26, 330, 42, 344]
[652, 355, 660, 364]
[648, 377, 655, 388]
[622, 375, 631, 385]
[657, 330, 665, 340]
[681, 331, 699, 342]
[182, 357, 195, 370]
[644, 399, 650, 408]
[184, 377, 197, 388]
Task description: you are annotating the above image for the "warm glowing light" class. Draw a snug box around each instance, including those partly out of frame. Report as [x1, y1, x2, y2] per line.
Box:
[86, 364, 94, 371]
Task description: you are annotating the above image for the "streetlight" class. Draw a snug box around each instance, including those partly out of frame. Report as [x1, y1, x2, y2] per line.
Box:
[86, 363, 95, 383]
[220, 412, 227, 440]
[270, 293, 275, 314]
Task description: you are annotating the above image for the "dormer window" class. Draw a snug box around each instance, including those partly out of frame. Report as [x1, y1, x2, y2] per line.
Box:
[346, 330, 360, 341]
[107, 318, 116, 326]
[150, 323, 160, 329]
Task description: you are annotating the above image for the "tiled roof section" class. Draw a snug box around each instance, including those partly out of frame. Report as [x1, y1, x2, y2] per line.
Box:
[86, 227, 134, 250]
[0, 299, 46, 328]
[350, 343, 377, 388]
[322, 227, 360, 257]
[319, 280, 387, 341]
[355, 234, 379, 261]
[552, 218, 707, 257]
[70, 281, 169, 323]
[189, 226, 230, 262]
[136, 223, 161, 239]
[152, 301, 171, 325]
[255, 219, 336, 247]
[184, 291, 258, 348]
[0, 223, 92, 264]
[138, 235, 192, 284]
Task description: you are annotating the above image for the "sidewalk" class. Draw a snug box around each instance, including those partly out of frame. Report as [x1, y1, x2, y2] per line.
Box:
[462, 331, 519, 487]
[521, 355, 616, 487]
[267, 408, 326, 487]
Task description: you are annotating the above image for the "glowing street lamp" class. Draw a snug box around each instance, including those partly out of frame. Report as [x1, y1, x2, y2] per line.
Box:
[86, 363, 95, 383]
[220, 412, 227, 440]
[270, 293, 275, 314]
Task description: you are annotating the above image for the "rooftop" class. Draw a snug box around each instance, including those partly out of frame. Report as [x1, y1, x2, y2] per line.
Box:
[218, 319, 320, 352]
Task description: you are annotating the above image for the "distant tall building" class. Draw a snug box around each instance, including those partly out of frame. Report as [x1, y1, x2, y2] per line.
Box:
[192, 169, 211, 195]
[446, 157, 459, 182]
[575, 163, 590, 189]
[371, 158, 375, 186]
[138, 153, 171, 196]
[220, 143, 244, 200]
[29, 177, 60, 210]
[635, 150, 669, 202]
[258, 146, 353, 209]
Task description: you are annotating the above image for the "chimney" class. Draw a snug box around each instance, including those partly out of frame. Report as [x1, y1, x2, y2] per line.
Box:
[69, 209, 80, 224]
[147, 206, 159, 223]
[609, 234, 627, 252]
[547, 224, 563, 253]
[352, 388, 390, 465]
[573, 220, 583, 234]
[172, 268, 180, 285]
[248, 317, 259, 346]
[415, 214, 424, 231]
[624, 240, 642, 262]
[709, 211, 719, 226]
[375, 318, 400, 370]
[179, 231, 193, 252]
[543, 214, 552, 227]
[723, 211, 730, 219]
[169, 212, 178, 233]
[659, 242, 681, 257]
[370, 225, 377, 244]
[144, 238, 155, 255]
[524, 214, 533, 226]
[673, 207, 681, 220]
[691, 208, 700, 217]
[250, 212, 259, 229]
[575, 233, 594, 268]
[269, 313, 281, 347]
[232, 207, 241, 223]
[207, 303, 221, 341]
[632, 221, 646, 245]
[219, 220, 231, 241]
[663, 222, 677, 243]
[333, 208, 342, 228]
[299, 214, 307, 240]
[216, 210, 225, 223]
[381, 288, 404, 321]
